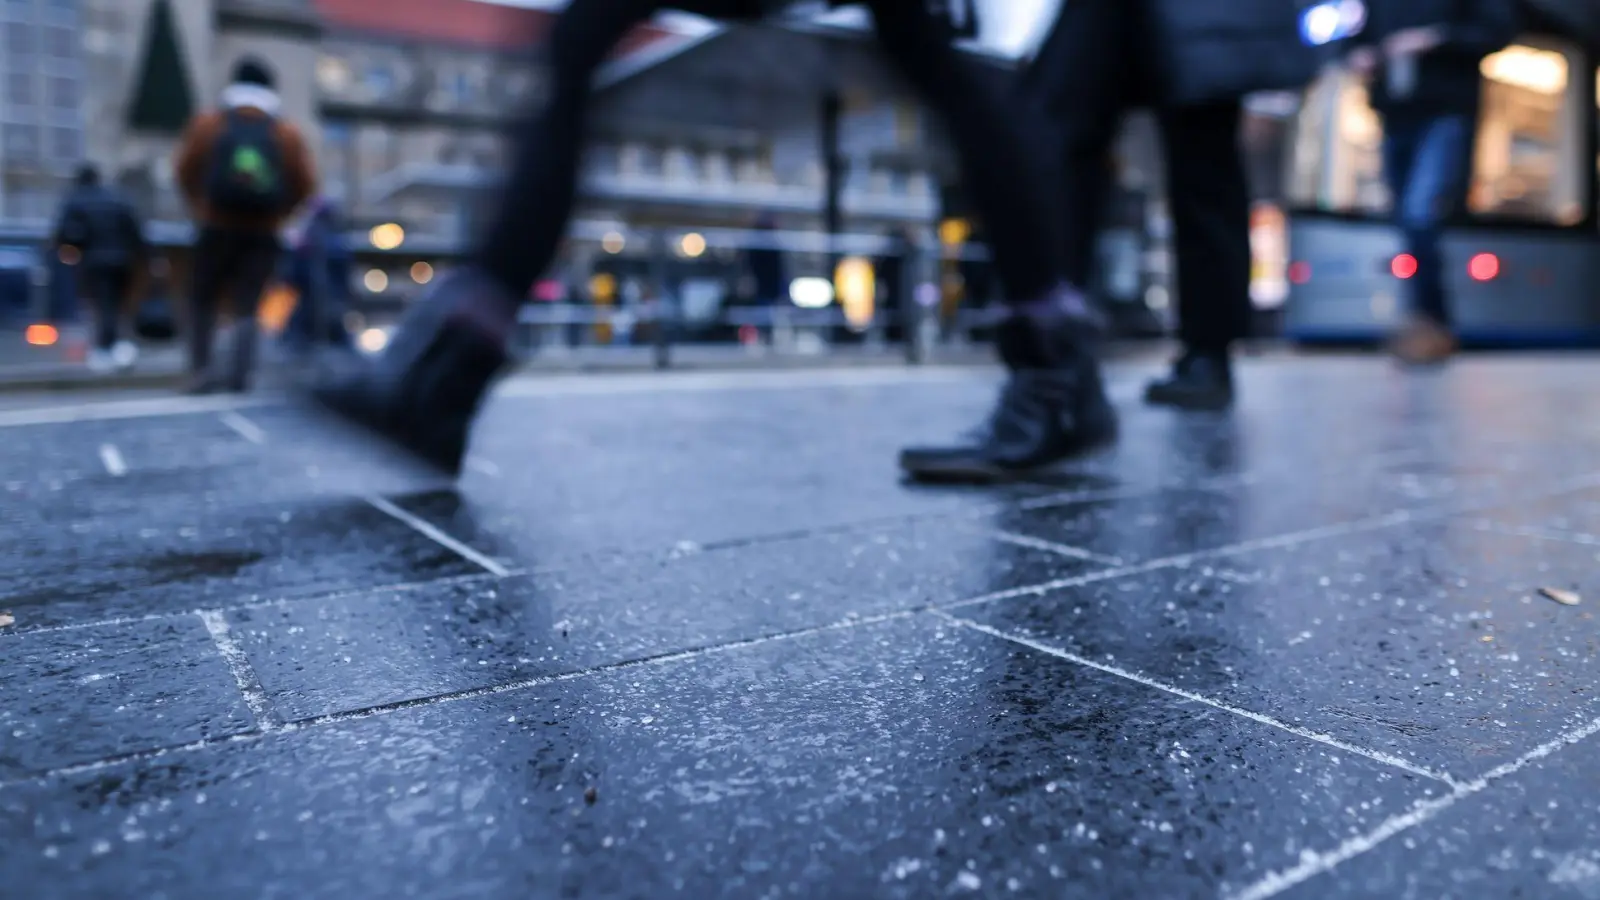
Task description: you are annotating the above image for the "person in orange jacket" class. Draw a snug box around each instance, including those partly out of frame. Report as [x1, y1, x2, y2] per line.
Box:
[174, 57, 316, 393]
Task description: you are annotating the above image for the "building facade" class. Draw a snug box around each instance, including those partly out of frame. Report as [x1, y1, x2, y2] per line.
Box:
[0, 0, 964, 247]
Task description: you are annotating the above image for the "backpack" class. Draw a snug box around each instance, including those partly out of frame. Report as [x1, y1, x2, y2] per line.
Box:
[205, 109, 286, 216]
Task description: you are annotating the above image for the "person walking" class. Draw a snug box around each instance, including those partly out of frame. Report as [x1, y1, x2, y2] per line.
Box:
[52, 164, 147, 374]
[312, 0, 1117, 482]
[1344, 0, 1517, 364]
[1023, 0, 1325, 410]
[173, 57, 317, 393]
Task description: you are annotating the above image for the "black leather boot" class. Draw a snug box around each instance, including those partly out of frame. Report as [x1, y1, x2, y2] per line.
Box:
[898, 290, 1117, 483]
[1143, 350, 1233, 410]
[309, 270, 512, 475]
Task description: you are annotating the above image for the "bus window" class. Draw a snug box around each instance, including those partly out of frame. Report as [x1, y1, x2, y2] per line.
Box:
[1471, 40, 1584, 223]
[1287, 36, 1587, 225]
[1286, 68, 1388, 215]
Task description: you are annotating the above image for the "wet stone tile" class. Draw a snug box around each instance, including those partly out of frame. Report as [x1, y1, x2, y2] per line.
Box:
[1473, 484, 1600, 544]
[396, 383, 1077, 559]
[0, 616, 1438, 899]
[230, 520, 1092, 719]
[0, 618, 254, 779]
[0, 496, 481, 630]
[0, 414, 258, 484]
[959, 518, 1600, 777]
[1279, 722, 1600, 899]
[990, 479, 1423, 566]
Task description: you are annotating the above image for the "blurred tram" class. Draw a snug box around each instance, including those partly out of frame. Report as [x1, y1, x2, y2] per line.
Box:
[1283, 22, 1600, 345]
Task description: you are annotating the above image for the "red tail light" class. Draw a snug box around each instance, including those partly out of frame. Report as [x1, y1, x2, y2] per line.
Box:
[1469, 253, 1499, 281]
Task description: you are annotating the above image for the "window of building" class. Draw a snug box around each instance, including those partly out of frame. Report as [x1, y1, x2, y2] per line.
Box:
[1286, 36, 1587, 225]
[364, 63, 395, 99]
[48, 124, 77, 159]
[443, 68, 475, 106]
[43, 0, 74, 26]
[46, 74, 74, 109]
[42, 24, 70, 57]
[4, 22, 32, 57]
[4, 123, 39, 161]
[4, 71, 29, 107]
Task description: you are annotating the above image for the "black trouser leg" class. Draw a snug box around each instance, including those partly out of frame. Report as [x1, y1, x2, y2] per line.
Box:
[91, 268, 127, 350]
[224, 234, 281, 389]
[473, 0, 667, 307]
[1025, 0, 1140, 288]
[1159, 101, 1252, 353]
[864, 0, 1065, 304]
[188, 228, 230, 375]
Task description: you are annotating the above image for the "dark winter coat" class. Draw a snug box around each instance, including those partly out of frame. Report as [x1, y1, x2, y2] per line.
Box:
[1349, 0, 1519, 118]
[53, 185, 146, 271]
[1027, 0, 1337, 109]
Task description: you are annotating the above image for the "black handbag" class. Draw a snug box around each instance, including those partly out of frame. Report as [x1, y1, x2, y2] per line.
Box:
[1147, 0, 1340, 106]
[1521, 0, 1600, 51]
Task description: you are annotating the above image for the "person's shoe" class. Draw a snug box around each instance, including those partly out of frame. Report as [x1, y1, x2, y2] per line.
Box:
[182, 373, 219, 395]
[1390, 317, 1457, 365]
[308, 270, 514, 476]
[110, 340, 139, 372]
[86, 348, 116, 375]
[899, 286, 1117, 483]
[1144, 350, 1233, 410]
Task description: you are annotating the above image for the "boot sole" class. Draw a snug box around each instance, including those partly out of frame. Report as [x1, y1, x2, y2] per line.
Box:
[899, 429, 1118, 486]
[1144, 389, 1233, 411]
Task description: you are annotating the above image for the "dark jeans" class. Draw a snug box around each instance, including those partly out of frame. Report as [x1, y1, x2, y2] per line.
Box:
[476, 0, 1063, 308]
[284, 265, 352, 348]
[83, 265, 132, 350]
[1029, 0, 1253, 353]
[1383, 113, 1471, 327]
[190, 227, 280, 387]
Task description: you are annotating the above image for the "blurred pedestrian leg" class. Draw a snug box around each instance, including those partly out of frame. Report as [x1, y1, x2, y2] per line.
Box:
[313, 0, 1115, 481]
[1344, 0, 1516, 364]
[1025, 0, 1336, 410]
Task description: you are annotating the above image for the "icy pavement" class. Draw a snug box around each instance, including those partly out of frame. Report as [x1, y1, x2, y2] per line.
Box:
[2, 357, 1599, 899]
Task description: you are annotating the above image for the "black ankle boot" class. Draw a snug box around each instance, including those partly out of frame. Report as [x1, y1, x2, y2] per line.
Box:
[898, 291, 1117, 483]
[1144, 350, 1233, 410]
[309, 270, 513, 475]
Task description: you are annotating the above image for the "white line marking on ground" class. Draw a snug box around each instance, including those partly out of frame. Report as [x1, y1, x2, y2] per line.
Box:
[466, 457, 501, 477]
[198, 610, 282, 732]
[218, 411, 266, 444]
[936, 610, 1458, 786]
[1225, 714, 1600, 900]
[98, 444, 126, 476]
[992, 530, 1123, 566]
[0, 395, 265, 428]
[946, 511, 1418, 610]
[364, 495, 511, 576]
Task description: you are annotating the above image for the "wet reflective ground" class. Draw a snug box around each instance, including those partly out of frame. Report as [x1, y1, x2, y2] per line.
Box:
[3, 358, 1600, 899]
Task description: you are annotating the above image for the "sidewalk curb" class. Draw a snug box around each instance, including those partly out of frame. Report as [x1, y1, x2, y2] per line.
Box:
[0, 342, 1170, 396]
